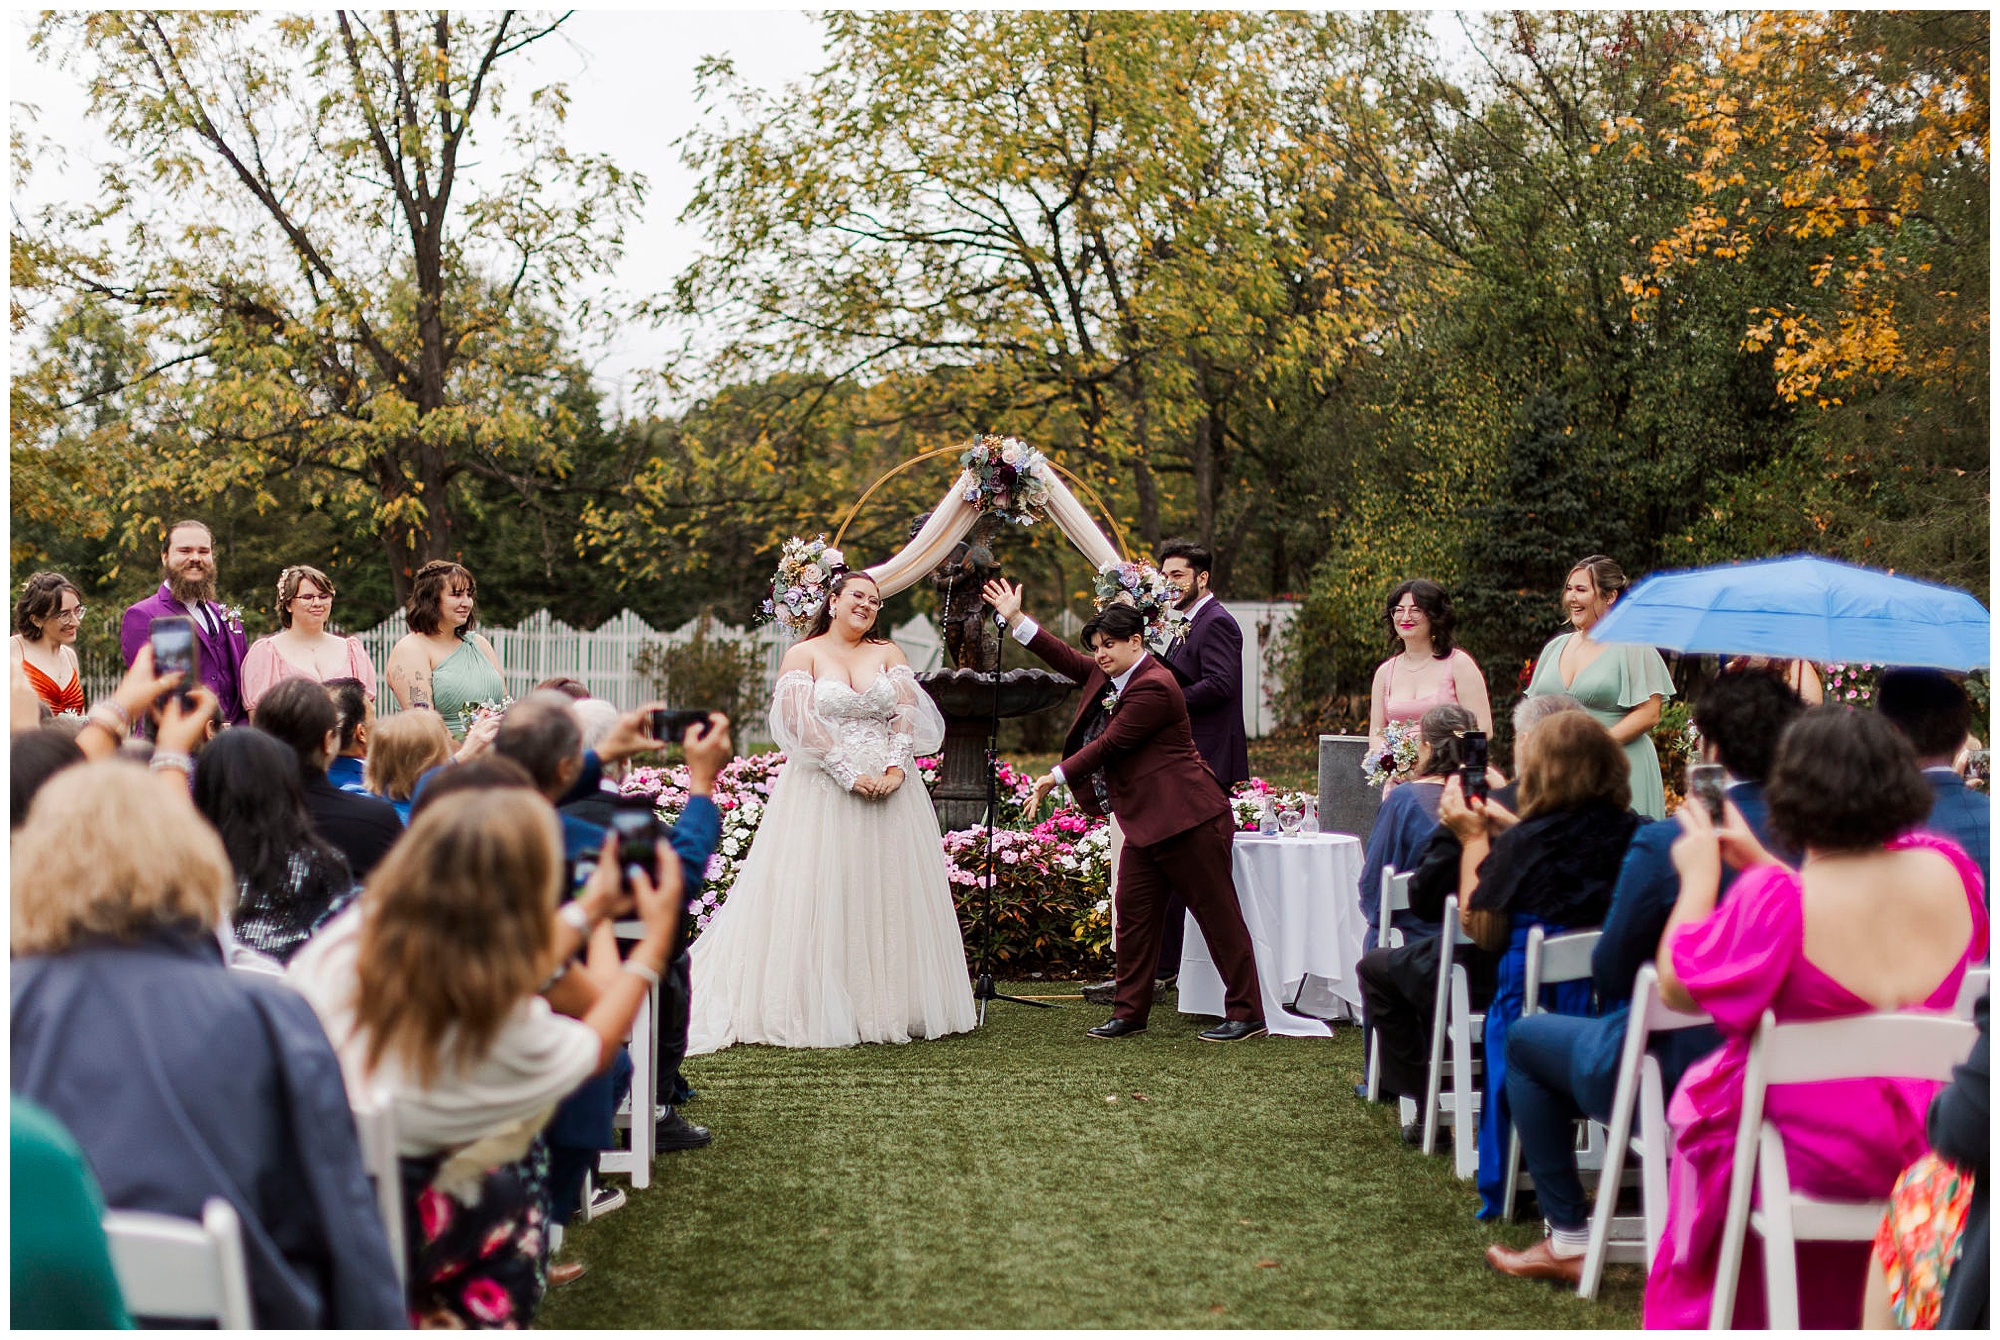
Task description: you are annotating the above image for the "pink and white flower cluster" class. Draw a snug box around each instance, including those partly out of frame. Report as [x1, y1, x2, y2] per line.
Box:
[761, 534, 848, 634]
[958, 434, 1053, 526]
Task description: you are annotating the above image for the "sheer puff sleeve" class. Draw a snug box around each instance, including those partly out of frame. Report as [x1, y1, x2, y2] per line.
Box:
[769, 670, 862, 791]
[885, 665, 945, 770]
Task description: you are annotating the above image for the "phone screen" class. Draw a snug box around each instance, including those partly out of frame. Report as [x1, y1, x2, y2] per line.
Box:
[1687, 763, 1728, 823]
[148, 616, 200, 708]
[1461, 731, 1489, 802]
[650, 708, 711, 743]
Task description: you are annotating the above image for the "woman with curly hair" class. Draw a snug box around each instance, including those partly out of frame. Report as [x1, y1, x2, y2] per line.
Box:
[384, 560, 506, 737]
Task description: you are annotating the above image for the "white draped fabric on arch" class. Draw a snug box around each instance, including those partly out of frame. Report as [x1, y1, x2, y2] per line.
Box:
[860, 465, 1123, 599]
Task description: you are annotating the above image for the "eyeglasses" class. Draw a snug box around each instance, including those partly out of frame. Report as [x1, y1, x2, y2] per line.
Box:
[55, 607, 86, 623]
[293, 593, 334, 604]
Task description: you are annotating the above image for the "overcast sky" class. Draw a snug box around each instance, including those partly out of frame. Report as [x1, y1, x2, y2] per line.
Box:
[11, 7, 1479, 418]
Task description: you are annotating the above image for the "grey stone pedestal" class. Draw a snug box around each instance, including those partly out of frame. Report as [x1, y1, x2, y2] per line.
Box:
[1317, 734, 1380, 842]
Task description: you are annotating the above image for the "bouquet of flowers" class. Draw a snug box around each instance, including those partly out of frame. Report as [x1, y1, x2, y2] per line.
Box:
[761, 535, 847, 635]
[1093, 559, 1185, 648]
[455, 697, 513, 738]
[1360, 720, 1421, 789]
[958, 435, 1054, 526]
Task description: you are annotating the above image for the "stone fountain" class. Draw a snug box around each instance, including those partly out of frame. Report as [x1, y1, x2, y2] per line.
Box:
[910, 514, 1078, 831]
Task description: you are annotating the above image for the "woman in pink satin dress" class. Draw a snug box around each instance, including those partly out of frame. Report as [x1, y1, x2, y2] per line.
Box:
[1366, 580, 1492, 777]
[1645, 707, 1987, 1329]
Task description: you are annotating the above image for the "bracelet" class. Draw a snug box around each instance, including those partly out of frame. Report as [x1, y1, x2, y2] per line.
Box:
[149, 751, 193, 780]
[622, 960, 662, 989]
[87, 702, 131, 740]
[558, 902, 592, 935]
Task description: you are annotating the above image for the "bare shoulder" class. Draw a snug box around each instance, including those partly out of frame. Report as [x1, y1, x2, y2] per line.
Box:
[779, 640, 818, 675]
[1372, 657, 1394, 687]
[386, 632, 428, 667]
[879, 641, 911, 669]
[1451, 648, 1485, 677]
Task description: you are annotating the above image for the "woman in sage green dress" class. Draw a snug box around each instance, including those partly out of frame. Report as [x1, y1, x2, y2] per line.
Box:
[384, 560, 508, 739]
[1524, 554, 1677, 819]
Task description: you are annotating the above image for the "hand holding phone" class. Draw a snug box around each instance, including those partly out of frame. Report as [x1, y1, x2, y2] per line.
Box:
[649, 707, 713, 745]
[148, 616, 201, 710]
[1686, 763, 1728, 823]
[1460, 730, 1489, 803]
[606, 809, 660, 891]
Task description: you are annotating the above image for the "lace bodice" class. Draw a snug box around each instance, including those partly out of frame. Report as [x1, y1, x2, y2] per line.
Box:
[768, 666, 946, 791]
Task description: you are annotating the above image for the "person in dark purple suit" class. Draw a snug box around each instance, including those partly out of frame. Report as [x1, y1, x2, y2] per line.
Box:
[118, 520, 252, 724]
[1151, 539, 1250, 981]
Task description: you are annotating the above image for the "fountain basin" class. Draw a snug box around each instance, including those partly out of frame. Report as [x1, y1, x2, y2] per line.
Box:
[917, 668, 1078, 831]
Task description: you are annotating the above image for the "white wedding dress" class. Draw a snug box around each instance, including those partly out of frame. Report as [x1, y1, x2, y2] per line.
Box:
[686, 665, 978, 1053]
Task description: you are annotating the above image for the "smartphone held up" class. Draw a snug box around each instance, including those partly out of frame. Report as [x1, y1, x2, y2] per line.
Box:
[148, 616, 201, 710]
[1460, 730, 1489, 803]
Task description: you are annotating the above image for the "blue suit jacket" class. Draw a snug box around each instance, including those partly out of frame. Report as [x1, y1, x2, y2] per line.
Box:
[1921, 769, 1990, 903]
[1575, 781, 1779, 1102]
[1162, 599, 1249, 789]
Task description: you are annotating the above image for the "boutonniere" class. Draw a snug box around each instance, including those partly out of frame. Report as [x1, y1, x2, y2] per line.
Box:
[1099, 688, 1119, 716]
[220, 604, 245, 633]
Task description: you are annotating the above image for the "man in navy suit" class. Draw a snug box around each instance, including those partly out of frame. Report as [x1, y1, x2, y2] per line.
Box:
[1486, 670, 1805, 1284]
[1150, 540, 1250, 982]
[1878, 668, 1991, 901]
[119, 519, 251, 724]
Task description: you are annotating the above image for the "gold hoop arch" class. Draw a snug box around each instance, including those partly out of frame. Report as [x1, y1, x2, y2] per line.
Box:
[830, 444, 1132, 561]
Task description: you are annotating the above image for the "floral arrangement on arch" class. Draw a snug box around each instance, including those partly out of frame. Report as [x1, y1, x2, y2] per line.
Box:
[1093, 559, 1185, 648]
[760, 535, 847, 635]
[1360, 719, 1422, 789]
[958, 435, 1054, 525]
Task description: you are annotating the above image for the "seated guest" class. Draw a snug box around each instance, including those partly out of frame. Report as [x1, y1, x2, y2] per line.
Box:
[1439, 711, 1640, 1218]
[365, 708, 455, 823]
[409, 753, 539, 817]
[324, 676, 374, 795]
[10, 762, 404, 1328]
[1355, 693, 1578, 1121]
[254, 677, 403, 881]
[192, 727, 358, 963]
[558, 698, 638, 824]
[11, 1097, 131, 1329]
[491, 691, 730, 1256]
[1360, 703, 1477, 953]
[1644, 707, 1988, 1328]
[1486, 670, 1803, 1282]
[10, 732, 85, 831]
[1864, 992, 1987, 1329]
[1878, 667, 1991, 899]
[288, 790, 681, 1328]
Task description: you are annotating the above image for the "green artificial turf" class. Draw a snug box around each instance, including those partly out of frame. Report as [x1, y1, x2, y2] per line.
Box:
[537, 991, 1647, 1329]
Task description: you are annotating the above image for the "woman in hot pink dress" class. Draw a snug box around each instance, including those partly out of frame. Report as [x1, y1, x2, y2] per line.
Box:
[1644, 707, 1987, 1329]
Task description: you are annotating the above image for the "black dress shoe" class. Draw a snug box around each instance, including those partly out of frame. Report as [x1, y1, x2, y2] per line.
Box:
[1086, 1018, 1148, 1039]
[656, 1106, 712, 1151]
[1198, 1018, 1267, 1042]
[1080, 979, 1118, 1005]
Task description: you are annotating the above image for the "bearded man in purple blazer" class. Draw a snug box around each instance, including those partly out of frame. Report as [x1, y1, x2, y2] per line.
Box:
[120, 519, 251, 724]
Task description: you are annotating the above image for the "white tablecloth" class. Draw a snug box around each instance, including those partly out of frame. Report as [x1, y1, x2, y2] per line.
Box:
[1178, 832, 1367, 1038]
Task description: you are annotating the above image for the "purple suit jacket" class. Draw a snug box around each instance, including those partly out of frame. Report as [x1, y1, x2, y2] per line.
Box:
[121, 583, 252, 724]
[1163, 598, 1250, 789]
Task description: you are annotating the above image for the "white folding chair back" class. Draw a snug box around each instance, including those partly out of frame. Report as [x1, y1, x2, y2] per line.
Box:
[1953, 963, 1988, 1018]
[599, 920, 660, 1190]
[1709, 1008, 1978, 1328]
[350, 1089, 406, 1289]
[1500, 925, 1603, 1220]
[1365, 868, 1413, 1102]
[1577, 964, 1713, 1298]
[103, 1197, 254, 1329]
[1421, 895, 1485, 1178]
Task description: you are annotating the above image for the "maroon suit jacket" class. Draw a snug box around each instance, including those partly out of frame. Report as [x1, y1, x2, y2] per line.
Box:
[1025, 626, 1231, 849]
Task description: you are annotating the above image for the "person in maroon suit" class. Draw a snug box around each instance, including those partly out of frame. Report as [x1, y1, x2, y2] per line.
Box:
[119, 520, 252, 725]
[982, 577, 1265, 1041]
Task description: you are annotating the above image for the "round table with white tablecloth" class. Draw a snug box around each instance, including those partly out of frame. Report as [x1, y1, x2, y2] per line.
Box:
[1176, 831, 1367, 1038]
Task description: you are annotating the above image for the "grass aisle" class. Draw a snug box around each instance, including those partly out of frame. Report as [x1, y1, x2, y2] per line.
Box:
[539, 992, 1645, 1329]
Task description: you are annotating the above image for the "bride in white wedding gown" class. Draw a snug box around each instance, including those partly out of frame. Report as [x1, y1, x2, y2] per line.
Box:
[687, 571, 977, 1053]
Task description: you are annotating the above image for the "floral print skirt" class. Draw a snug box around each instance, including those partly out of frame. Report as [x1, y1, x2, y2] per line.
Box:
[402, 1136, 552, 1329]
[1872, 1151, 1975, 1330]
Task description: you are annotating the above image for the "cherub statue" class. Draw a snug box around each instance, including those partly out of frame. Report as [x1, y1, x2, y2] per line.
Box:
[911, 511, 1002, 671]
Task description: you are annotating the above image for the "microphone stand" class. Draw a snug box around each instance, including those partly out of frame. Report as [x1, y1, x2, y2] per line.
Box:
[971, 603, 1056, 1022]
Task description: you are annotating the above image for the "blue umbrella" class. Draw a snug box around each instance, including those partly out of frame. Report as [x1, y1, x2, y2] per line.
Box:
[1589, 555, 1989, 671]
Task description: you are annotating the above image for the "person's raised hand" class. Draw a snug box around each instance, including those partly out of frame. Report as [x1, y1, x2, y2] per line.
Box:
[455, 711, 501, 763]
[682, 712, 734, 794]
[113, 645, 189, 724]
[578, 829, 634, 924]
[1714, 798, 1781, 871]
[1671, 797, 1724, 891]
[154, 686, 219, 756]
[1438, 773, 1486, 840]
[981, 578, 1025, 625]
[1480, 793, 1520, 833]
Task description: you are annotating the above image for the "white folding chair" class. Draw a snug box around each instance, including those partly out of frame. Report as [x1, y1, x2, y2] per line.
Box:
[1365, 868, 1413, 1102]
[350, 1088, 406, 1289]
[1953, 963, 1988, 1018]
[1421, 895, 1485, 1179]
[598, 920, 659, 1190]
[1500, 925, 1605, 1221]
[103, 1197, 255, 1329]
[1578, 964, 1714, 1299]
[1709, 1008, 1979, 1328]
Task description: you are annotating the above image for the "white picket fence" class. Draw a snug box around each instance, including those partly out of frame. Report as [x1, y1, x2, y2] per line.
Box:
[87, 599, 1295, 740]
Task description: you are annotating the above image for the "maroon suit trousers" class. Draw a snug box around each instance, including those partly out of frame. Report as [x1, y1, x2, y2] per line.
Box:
[1111, 811, 1263, 1023]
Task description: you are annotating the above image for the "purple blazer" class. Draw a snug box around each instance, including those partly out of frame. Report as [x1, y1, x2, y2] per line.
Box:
[1163, 597, 1250, 789]
[121, 583, 252, 725]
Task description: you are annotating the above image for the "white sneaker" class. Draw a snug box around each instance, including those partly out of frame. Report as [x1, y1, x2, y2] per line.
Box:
[584, 1184, 626, 1222]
